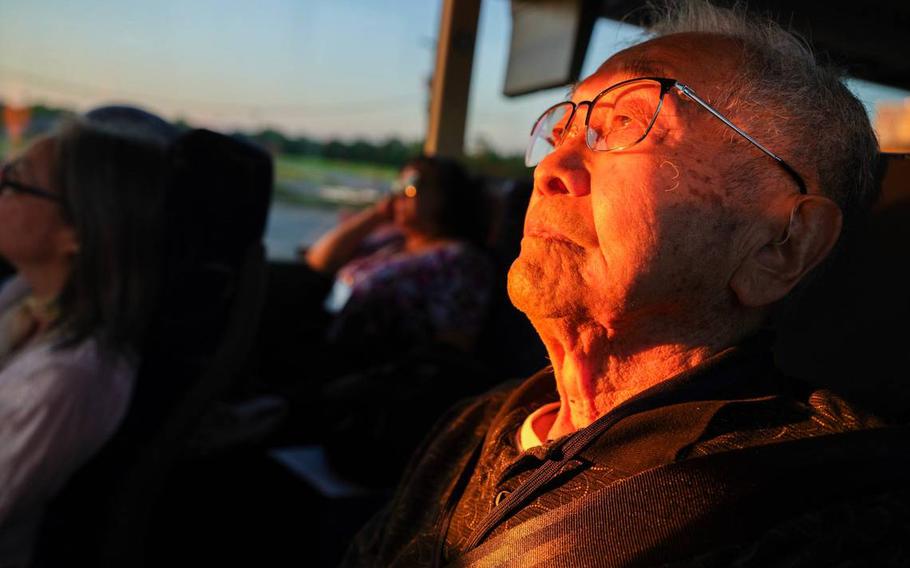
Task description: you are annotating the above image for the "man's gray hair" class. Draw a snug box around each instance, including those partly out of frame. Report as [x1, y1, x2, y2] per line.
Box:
[649, 1, 880, 235]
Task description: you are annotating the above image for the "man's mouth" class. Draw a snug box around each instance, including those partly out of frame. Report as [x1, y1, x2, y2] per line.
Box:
[524, 225, 586, 249]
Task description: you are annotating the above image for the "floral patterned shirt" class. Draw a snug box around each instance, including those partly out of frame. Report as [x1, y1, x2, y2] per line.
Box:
[327, 228, 494, 351]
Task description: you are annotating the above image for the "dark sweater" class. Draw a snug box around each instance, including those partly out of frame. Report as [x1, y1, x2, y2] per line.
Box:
[343, 335, 891, 567]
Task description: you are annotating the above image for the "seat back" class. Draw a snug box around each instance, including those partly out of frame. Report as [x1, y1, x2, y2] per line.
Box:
[775, 153, 910, 422]
[34, 130, 273, 566]
[476, 179, 548, 379]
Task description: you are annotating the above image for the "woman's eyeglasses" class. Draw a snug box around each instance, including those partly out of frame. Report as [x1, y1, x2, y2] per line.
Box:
[391, 171, 420, 199]
[0, 162, 62, 203]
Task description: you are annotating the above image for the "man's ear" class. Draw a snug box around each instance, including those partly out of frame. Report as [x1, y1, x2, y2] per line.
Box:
[730, 196, 842, 308]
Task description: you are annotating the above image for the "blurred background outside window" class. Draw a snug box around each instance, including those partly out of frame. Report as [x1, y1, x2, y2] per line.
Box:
[1, 0, 907, 260]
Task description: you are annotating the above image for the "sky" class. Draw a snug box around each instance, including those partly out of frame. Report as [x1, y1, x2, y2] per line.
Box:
[1, 0, 907, 154]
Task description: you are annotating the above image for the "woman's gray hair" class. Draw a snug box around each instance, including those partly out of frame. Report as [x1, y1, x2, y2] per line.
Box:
[648, 1, 880, 235]
[54, 118, 167, 355]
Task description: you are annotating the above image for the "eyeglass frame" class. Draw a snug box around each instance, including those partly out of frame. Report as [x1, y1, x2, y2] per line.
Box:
[527, 76, 807, 195]
[0, 162, 63, 203]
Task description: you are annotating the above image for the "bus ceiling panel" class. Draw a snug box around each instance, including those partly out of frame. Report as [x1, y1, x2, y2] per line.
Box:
[597, 0, 910, 91]
[503, 0, 599, 97]
[505, 0, 910, 96]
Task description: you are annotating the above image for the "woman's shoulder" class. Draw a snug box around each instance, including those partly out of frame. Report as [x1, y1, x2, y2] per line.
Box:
[0, 334, 136, 411]
[53, 336, 137, 395]
[355, 226, 407, 259]
[347, 240, 494, 296]
[400, 239, 492, 269]
[418, 241, 495, 284]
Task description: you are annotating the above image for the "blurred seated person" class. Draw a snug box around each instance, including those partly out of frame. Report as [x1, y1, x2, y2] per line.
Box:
[303, 156, 494, 368]
[0, 119, 165, 564]
[266, 158, 496, 480]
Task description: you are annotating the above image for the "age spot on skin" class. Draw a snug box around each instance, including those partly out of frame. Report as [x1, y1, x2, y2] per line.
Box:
[686, 171, 724, 208]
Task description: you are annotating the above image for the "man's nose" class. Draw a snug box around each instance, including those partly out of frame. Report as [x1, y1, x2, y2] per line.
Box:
[534, 134, 591, 197]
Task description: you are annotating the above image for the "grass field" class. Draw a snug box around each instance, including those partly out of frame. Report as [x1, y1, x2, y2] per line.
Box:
[273, 154, 395, 208]
[275, 154, 397, 185]
[2, 135, 392, 210]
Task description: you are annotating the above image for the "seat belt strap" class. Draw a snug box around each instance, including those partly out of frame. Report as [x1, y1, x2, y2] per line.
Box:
[448, 426, 910, 568]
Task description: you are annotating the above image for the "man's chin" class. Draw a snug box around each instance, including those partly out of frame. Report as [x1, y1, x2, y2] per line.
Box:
[507, 259, 580, 320]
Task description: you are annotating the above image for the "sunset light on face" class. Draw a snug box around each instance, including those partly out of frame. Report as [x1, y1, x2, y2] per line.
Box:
[509, 34, 765, 330]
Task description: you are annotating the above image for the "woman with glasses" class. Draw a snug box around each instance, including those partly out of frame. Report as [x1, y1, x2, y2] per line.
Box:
[273, 157, 496, 485]
[304, 155, 494, 362]
[0, 119, 166, 565]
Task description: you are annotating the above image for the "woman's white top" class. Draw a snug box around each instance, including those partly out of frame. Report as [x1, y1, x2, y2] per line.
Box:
[0, 276, 136, 567]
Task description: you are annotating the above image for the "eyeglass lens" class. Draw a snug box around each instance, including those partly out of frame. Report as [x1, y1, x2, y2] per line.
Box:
[525, 79, 664, 167]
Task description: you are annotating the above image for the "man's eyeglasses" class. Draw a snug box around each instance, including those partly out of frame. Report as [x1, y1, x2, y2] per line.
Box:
[525, 76, 807, 195]
[0, 162, 62, 202]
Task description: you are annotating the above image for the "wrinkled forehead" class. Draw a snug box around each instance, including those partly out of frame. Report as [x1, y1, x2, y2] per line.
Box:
[572, 33, 745, 101]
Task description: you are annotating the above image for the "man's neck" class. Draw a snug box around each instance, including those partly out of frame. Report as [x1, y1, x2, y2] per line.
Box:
[532, 316, 734, 440]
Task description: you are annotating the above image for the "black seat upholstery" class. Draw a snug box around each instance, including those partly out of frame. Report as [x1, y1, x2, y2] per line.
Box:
[775, 153, 910, 423]
[475, 179, 548, 380]
[34, 130, 273, 566]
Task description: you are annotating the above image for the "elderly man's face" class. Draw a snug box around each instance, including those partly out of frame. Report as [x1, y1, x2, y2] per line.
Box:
[508, 33, 760, 329]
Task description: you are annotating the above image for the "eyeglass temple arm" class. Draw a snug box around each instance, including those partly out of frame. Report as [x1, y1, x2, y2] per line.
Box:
[674, 83, 807, 194]
[0, 165, 63, 202]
